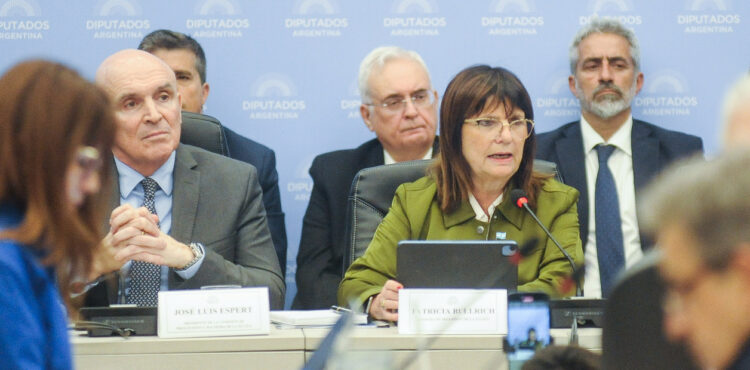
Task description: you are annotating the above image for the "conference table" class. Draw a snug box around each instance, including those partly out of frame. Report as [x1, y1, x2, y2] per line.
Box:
[72, 326, 601, 369]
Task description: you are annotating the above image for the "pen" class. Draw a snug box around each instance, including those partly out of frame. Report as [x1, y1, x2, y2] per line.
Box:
[330, 305, 352, 313]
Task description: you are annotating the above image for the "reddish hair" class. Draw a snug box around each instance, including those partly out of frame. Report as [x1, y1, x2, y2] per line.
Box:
[0, 60, 116, 309]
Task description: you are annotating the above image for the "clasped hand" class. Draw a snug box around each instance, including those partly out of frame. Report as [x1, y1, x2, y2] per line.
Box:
[91, 204, 193, 278]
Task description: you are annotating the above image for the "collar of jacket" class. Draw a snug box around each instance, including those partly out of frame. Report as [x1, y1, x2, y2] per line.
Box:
[442, 188, 525, 230]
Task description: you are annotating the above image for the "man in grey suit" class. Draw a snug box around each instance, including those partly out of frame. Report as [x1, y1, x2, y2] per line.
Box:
[536, 19, 703, 298]
[86, 49, 284, 309]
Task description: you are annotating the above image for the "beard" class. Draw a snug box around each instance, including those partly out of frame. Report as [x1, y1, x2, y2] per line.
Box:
[576, 80, 637, 119]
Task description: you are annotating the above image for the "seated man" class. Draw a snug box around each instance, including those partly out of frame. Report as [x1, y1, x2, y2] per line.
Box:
[138, 29, 288, 277]
[536, 19, 703, 298]
[85, 49, 284, 309]
[292, 46, 439, 309]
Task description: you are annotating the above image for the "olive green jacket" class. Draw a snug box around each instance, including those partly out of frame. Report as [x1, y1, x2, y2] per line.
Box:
[338, 176, 583, 306]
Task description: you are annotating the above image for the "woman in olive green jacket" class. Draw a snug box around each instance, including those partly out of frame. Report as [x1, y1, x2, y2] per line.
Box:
[338, 65, 583, 322]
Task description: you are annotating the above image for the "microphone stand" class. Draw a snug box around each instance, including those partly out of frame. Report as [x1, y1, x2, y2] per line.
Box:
[518, 201, 582, 297]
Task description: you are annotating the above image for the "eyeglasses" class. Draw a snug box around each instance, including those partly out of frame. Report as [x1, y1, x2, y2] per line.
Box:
[76, 146, 103, 175]
[463, 117, 534, 139]
[365, 89, 435, 114]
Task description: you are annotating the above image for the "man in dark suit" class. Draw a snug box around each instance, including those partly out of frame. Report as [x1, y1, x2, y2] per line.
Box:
[536, 19, 703, 298]
[292, 46, 439, 309]
[86, 49, 284, 309]
[138, 30, 288, 277]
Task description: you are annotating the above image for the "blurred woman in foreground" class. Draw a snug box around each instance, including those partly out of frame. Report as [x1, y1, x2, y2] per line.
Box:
[339, 65, 583, 321]
[0, 60, 115, 368]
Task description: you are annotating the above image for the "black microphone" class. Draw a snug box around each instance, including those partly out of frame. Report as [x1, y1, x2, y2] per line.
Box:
[510, 189, 581, 296]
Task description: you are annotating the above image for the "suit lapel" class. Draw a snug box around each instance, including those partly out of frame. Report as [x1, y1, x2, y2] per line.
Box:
[363, 138, 385, 168]
[631, 121, 659, 250]
[554, 122, 589, 248]
[170, 145, 200, 243]
[631, 120, 659, 195]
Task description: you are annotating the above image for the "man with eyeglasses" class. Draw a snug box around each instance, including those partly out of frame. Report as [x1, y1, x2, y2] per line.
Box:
[641, 150, 750, 370]
[292, 46, 439, 309]
[535, 18, 703, 298]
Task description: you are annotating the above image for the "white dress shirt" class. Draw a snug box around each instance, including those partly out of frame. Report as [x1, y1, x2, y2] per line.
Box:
[383, 147, 433, 165]
[580, 115, 643, 298]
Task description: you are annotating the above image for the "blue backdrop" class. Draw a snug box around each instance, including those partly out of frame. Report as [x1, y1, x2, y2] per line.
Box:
[2, 0, 747, 308]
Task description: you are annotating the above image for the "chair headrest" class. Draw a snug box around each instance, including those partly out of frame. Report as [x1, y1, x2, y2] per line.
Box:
[179, 111, 228, 156]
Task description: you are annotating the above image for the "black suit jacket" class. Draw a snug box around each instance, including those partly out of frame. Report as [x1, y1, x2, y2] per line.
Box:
[292, 138, 439, 309]
[535, 119, 703, 251]
[222, 126, 288, 277]
[86, 144, 285, 309]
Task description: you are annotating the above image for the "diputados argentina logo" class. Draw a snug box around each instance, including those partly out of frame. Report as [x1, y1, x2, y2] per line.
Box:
[536, 74, 580, 118]
[186, 0, 249, 38]
[676, 0, 741, 33]
[579, 0, 642, 25]
[340, 79, 362, 120]
[482, 0, 544, 36]
[285, 0, 348, 37]
[287, 156, 314, 203]
[384, 0, 445, 37]
[635, 71, 698, 117]
[0, 0, 49, 40]
[243, 74, 306, 120]
[85, 0, 150, 39]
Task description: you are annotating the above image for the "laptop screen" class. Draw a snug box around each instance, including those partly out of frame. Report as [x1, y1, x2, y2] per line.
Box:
[396, 240, 519, 290]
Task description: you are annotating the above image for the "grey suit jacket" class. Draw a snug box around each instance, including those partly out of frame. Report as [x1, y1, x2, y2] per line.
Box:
[86, 144, 285, 309]
[535, 119, 703, 251]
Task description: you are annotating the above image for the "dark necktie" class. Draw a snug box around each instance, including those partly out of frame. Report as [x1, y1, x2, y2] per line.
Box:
[128, 177, 161, 307]
[595, 144, 625, 298]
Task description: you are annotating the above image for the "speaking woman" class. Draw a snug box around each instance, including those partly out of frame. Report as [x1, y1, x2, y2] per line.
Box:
[339, 65, 583, 321]
[0, 61, 116, 369]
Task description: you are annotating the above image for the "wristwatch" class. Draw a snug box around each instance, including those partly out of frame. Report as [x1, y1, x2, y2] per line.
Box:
[176, 242, 204, 271]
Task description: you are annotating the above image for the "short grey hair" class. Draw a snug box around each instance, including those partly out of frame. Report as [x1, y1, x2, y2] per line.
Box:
[641, 150, 750, 270]
[569, 18, 641, 75]
[358, 46, 431, 104]
[721, 74, 750, 141]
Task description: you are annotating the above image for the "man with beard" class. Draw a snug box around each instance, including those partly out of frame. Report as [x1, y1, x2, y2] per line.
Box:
[536, 19, 703, 298]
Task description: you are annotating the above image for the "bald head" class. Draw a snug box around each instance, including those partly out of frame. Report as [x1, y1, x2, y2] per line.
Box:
[96, 49, 176, 94]
[97, 49, 183, 176]
[722, 74, 750, 150]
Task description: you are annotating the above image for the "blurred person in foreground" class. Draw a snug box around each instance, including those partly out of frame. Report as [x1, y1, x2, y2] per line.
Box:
[521, 345, 601, 370]
[338, 65, 583, 321]
[642, 149, 750, 369]
[721, 73, 750, 149]
[0, 61, 115, 369]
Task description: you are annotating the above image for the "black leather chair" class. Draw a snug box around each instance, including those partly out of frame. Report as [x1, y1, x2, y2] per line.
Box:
[602, 250, 699, 370]
[342, 159, 561, 272]
[179, 111, 229, 156]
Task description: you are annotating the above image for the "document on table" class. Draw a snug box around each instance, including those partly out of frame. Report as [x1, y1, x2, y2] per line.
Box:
[270, 310, 367, 327]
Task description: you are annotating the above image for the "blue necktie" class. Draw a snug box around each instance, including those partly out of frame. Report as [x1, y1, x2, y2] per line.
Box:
[595, 144, 625, 297]
[128, 177, 161, 307]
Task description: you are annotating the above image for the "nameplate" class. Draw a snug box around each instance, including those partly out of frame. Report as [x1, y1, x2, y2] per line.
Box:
[157, 287, 269, 338]
[398, 289, 507, 335]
